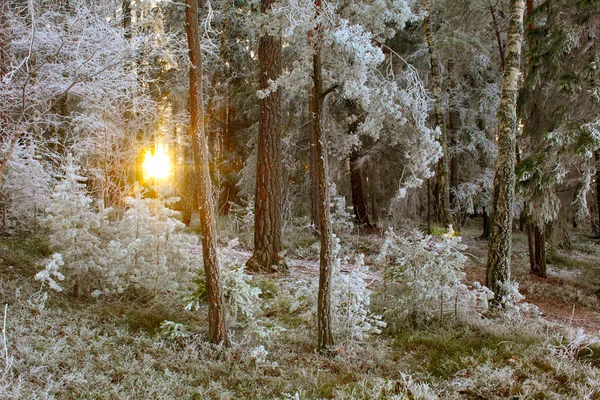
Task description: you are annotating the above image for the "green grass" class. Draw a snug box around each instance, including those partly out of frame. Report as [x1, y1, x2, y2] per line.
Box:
[393, 324, 541, 379]
[0, 234, 52, 276]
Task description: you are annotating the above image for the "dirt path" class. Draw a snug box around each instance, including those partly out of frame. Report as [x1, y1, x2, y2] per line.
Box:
[461, 222, 600, 332]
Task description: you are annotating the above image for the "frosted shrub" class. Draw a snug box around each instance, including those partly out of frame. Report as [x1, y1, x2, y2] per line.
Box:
[35, 253, 65, 293]
[105, 184, 199, 295]
[186, 240, 261, 325]
[378, 227, 492, 323]
[330, 186, 355, 236]
[1, 143, 53, 232]
[42, 155, 105, 293]
[42, 163, 199, 297]
[220, 259, 262, 322]
[332, 236, 385, 342]
[158, 321, 191, 339]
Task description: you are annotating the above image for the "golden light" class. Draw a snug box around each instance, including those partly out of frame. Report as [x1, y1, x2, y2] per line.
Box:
[142, 144, 171, 181]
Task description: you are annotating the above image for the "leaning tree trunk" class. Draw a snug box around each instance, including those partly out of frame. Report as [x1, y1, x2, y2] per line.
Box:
[246, 0, 286, 272]
[311, 0, 334, 352]
[485, 0, 526, 306]
[423, 0, 452, 228]
[185, 0, 229, 345]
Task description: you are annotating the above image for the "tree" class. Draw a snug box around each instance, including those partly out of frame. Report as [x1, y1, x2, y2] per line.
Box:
[310, 0, 334, 352]
[246, 0, 286, 272]
[185, 0, 229, 345]
[485, 0, 526, 305]
[423, 0, 452, 228]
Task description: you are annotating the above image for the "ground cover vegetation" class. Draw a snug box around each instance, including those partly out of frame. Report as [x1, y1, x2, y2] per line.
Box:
[0, 0, 599, 398]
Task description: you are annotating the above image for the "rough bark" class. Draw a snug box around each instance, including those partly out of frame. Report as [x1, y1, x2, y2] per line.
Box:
[0, 0, 8, 78]
[485, 0, 526, 306]
[246, 0, 286, 272]
[309, 91, 320, 235]
[311, 0, 334, 352]
[185, 0, 229, 345]
[423, 0, 452, 228]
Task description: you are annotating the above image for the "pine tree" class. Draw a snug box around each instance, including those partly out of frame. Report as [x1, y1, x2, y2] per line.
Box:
[246, 0, 286, 273]
[185, 0, 229, 345]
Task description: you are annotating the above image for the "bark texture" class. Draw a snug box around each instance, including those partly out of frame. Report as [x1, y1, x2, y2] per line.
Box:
[185, 0, 229, 345]
[0, 0, 8, 78]
[247, 0, 286, 272]
[423, 0, 452, 228]
[311, 0, 334, 351]
[485, 0, 526, 305]
[309, 92, 320, 235]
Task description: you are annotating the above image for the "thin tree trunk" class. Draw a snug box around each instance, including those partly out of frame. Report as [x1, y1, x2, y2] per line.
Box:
[0, 0, 8, 78]
[247, 0, 286, 272]
[447, 59, 459, 216]
[185, 0, 229, 345]
[480, 207, 491, 239]
[349, 150, 371, 227]
[309, 91, 320, 235]
[485, 0, 526, 306]
[0, 0, 13, 187]
[122, 0, 132, 40]
[311, 0, 334, 352]
[423, 0, 452, 228]
[532, 224, 546, 277]
[596, 151, 600, 235]
[527, 222, 535, 270]
[490, 4, 506, 71]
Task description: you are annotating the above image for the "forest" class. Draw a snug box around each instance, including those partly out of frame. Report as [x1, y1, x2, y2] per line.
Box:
[0, 0, 600, 398]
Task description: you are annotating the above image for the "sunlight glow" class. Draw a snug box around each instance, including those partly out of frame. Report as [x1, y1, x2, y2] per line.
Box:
[142, 145, 171, 181]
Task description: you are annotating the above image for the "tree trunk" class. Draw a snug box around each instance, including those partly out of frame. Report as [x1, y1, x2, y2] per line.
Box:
[423, 0, 452, 228]
[0, 0, 9, 78]
[185, 0, 229, 345]
[309, 92, 320, 235]
[447, 59, 459, 224]
[247, 0, 285, 272]
[485, 0, 526, 306]
[311, 0, 334, 352]
[596, 151, 600, 235]
[527, 222, 535, 270]
[532, 225, 546, 278]
[480, 207, 491, 239]
[349, 150, 371, 227]
[122, 0, 132, 40]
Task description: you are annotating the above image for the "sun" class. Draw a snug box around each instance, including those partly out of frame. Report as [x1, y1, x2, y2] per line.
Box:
[142, 145, 171, 181]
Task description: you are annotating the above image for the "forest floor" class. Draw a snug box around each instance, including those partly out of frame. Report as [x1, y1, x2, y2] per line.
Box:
[0, 218, 599, 399]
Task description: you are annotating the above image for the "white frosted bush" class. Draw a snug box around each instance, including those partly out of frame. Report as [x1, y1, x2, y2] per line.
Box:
[42, 155, 105, 293]
[41, 160, 199, 296]
[378, 227, 493, 323]
[332, 236, 385, 342]
[104, 184, 199, 295]
[35, 253, 65, 293]
[186, 240, 262, 324]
